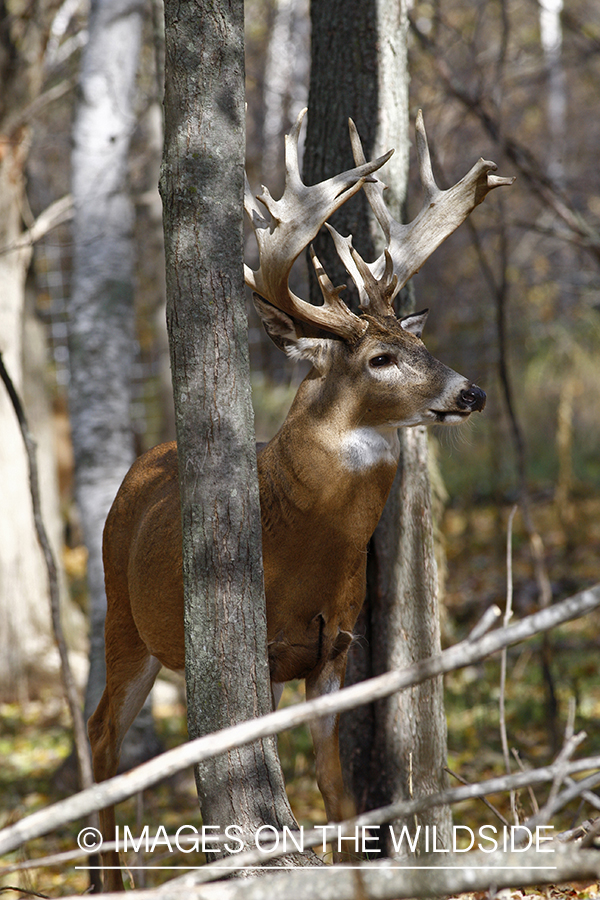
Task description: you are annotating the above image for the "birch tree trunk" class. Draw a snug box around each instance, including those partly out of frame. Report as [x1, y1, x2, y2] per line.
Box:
[0, 2, 74, 700]
[69, 0, 160, 762]
[304, 0, 451, 855]
[160, 0, 303, 855]
[0, 135, 58, 700]
[539, 0, 566, 186]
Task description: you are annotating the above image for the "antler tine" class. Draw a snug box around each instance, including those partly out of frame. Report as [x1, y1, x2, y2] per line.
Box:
[351, 247, 398, 311]
[414, 109, 439, 206]
[339, 111, 515, 300]
[245, 109, 393, 341]
[348, 119, 394, 247]
[324, 119, 399, 315]
[309, 246, 358, 318]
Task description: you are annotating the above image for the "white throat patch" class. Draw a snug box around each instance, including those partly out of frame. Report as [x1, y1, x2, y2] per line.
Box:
[340, 426, 400, 472]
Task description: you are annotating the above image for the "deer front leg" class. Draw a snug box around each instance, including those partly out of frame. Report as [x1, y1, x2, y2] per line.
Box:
[305, 654, 356, 862]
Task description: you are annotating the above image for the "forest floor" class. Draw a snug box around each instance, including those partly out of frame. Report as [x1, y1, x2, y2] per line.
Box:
[1, 493, 600, 898]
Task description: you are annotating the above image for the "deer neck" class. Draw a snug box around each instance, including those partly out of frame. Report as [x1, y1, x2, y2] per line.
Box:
[258, 370, 399, 550]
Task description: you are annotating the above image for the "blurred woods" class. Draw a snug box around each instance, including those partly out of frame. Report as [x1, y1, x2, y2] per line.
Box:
[0, 0, 598, 759]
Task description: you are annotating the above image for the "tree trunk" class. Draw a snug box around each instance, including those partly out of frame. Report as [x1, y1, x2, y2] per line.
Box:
[160, 0, 303, 856]
[345, 430, 452, 854]
[0, 3, 76, 701]
[69, 0, 160, 762]
[0, 135, 54, 700]
[305, 0, 451, 855]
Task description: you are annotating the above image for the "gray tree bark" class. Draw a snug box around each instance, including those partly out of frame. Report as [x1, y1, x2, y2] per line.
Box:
[69, 0, 160, 762]
[304, 0, 451, 855]
[160, 0, 303, 855]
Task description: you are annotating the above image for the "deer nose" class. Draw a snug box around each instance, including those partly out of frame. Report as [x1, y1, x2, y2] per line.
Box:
[458, 385, 486, 412]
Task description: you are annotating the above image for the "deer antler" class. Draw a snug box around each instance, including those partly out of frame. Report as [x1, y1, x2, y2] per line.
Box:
[327, 111, 515, 314]
[244, 108, 393, 341]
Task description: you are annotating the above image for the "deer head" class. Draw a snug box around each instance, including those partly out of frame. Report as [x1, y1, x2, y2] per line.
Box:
[245, 110, 507, 440]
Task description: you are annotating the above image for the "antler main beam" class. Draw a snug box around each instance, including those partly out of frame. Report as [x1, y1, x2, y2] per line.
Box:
[244, 108, 393, 340]
[328, 110, 515, 314]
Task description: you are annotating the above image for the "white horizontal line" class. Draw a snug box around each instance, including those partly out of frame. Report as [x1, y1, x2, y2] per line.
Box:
[76, 865, 558, 871]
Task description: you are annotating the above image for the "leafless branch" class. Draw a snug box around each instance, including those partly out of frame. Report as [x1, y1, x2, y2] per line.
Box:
[500, 506, 518, 822]
[173, 749, 600, 886]
[408, 13, 600, 264]
[7, 844, 600, 900]
[468, 604, 502, 641]
[536, 730, 588, 827]
[512, 748, 540, 816]
[5, 750, 600, 894]
[0, 583, 598, 857]
[0, 195, 73, 257]
[0, 353, 92, 794]
[444, 767, 509, 827]
[3, 79, 76, 140]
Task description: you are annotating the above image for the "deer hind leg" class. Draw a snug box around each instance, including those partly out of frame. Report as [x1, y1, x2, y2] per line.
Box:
[305, 653, 356, 862]
[88, 644, 161, 891]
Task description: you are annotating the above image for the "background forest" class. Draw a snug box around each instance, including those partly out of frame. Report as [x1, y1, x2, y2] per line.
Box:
[1, 0, 600, 895]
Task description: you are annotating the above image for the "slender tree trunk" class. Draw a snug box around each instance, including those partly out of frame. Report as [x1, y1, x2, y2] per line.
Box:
[539, 0, 566, 186]
[69, 0, 160, 762]
[0, 135, 56, 700]
[160, 0, 303, 855]
[0, 4, 75, 701]
[304, 0, 451, 855]
[261, 0, 309, 186]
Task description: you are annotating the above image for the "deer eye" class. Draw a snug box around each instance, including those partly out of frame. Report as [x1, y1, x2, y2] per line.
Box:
[369, 354, 394, 368]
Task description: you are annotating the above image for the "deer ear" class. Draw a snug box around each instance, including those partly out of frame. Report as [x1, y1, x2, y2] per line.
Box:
[253, 294, 332, 370]
[399, 308, 429, 338]
[253, 294, 297, 351]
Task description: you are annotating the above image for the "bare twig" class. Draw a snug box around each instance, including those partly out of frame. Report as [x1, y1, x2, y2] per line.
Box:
[500, 506, 518, 823]
[581, 816, 600, 848]
[557, 818, 595, 843]
[0, 354, 93, 795]
[526, 771, 600, 839]
[511, 748, 540, 816]
[408, 13, 600, 265]
[0, 195, 73, 257]
[2, 79, 76, 139]
[444, 767, 509, 827]
[534, 713, 587, 828]
[173, 748, 600, 887]
[0, 888, 50, 899]
[524, 749, 599, 833]
[565, 776, 600, 814]
[468, 604, 502, 641]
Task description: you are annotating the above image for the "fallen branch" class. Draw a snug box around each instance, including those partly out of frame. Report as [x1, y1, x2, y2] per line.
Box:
[4, 751, 600, 884]
[0, 583, 598, 856]
[172, 752, 600, 887]
[8, 844, 600, 900]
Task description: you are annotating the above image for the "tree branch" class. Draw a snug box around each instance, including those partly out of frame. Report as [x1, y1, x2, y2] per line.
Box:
[408, 13, 600, 263]
[0, 353, 93, 795]
[5, 750, 600, 889]
[0, 195, 73, 257]
[0, 583, 598, 855]
[5, 844, 600, 900]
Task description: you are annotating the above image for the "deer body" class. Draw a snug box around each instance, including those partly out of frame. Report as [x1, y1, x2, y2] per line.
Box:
[89, 111, 511, 888]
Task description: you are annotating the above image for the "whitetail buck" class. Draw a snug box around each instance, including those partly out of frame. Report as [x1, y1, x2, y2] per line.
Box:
[89, 111, 511, 887]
